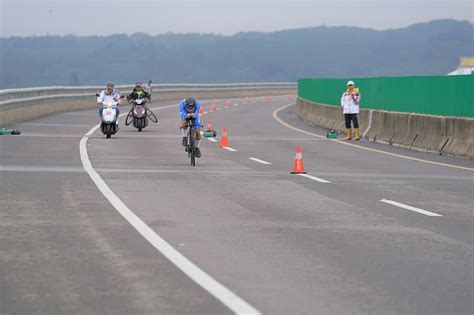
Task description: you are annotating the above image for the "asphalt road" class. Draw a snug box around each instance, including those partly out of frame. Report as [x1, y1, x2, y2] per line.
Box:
[1, 95, 473, 315]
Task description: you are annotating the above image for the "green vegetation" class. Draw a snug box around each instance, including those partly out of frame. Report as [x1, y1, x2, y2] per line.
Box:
[0, 19, 472, 89]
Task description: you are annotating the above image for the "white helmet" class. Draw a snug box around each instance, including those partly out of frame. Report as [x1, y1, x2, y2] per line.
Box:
[347, 80, 355, 86]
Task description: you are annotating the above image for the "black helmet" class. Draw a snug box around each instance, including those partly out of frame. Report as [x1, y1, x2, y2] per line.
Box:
[185, 97, 197, 113]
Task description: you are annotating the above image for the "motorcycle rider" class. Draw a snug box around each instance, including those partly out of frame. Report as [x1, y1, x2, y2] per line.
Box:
[179, 97, 202, 158]
[127, 82, 151, 102]
[97, 82, 121, 126]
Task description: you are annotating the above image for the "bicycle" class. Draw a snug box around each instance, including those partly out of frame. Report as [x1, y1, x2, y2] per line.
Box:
[184, 117, 198, 167]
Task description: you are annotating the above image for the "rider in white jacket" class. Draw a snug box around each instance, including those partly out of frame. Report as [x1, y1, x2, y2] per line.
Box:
[97, 82, 121, 126]
[340, 80, 361, 140]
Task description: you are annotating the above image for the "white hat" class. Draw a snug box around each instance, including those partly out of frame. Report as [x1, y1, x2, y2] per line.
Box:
[347, 80, 355, 86]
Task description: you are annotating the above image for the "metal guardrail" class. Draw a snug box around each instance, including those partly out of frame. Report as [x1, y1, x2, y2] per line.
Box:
[0, 83, 296, 112]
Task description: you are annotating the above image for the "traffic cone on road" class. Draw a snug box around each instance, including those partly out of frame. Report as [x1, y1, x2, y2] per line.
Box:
[199, 106, 204, 116]
[211, 103, 217, 112]
[219, 128, 230, 147]
[291, 146, 306, 174]
[244, 96, 249, 104]
[205, 120, 213, 132]
[264, 96, 270, 102]
[287, 95, 292, 101]
[225, 100, 231, 108]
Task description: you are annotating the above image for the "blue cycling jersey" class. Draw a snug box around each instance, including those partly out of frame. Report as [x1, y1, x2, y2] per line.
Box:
[179, 99, 201, 127]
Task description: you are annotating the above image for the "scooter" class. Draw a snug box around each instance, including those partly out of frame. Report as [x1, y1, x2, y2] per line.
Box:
[96, 94, 123, 138]
[126, 98, 158, 132]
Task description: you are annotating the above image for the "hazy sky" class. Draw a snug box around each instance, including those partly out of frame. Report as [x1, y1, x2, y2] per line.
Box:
[1, 0, 473, 37]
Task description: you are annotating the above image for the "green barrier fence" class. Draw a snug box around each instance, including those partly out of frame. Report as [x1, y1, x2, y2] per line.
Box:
[298, 75, 474, 118]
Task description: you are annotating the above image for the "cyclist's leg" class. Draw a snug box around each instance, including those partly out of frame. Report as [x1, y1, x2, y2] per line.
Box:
[194, 127, 202, 157]
[194, 116, 202, 147]
[180, 120, 188, 146]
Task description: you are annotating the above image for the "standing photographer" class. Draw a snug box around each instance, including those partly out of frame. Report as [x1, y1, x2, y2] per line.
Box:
[340, 80, 361, 140]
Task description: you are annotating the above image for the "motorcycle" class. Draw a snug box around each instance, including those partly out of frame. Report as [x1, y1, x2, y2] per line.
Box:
[125, 97, 158, 132]
[96, 94, 124, 138]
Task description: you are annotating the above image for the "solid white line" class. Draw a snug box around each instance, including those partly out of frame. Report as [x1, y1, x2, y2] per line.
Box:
[203, 111, 209, 114]
[298, 173, 331, 183]
[380, 199, 442, 217]
[249, 157, 272, 165]
[223, 147, 238, 152]
[79, 106, 260, 315]
[207, 138, 218, 143]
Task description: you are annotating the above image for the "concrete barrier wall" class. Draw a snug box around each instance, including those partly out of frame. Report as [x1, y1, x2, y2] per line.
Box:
[0, 85, 296, 127]
[296, 98, 474, 159]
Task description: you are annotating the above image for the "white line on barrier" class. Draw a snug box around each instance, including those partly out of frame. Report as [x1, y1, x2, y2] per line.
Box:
[380, 199, 442, 217]
[249, 157, 272, 165]
[79, 104, 260, 315]
[362, 110, 373, 139]
[223, 147, 238, 152]
[298, 173, 331, 183]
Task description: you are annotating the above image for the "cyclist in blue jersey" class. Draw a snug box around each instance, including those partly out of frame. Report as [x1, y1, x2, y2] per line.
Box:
[179, 97, 202, 158]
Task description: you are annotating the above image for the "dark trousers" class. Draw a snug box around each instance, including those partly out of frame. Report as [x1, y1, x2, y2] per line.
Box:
[344, 113, 359, 128]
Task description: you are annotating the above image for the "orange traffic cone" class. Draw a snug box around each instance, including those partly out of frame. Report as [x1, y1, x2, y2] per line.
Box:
[219, 128, 230, 147]
[287, 95, 292, 101]
[211, 103, 217, 112]
[205, 120, 212, 132]
[199, 106, 204, 116]
[225, 100, 231, 108]
[291, 146, 306, 174]
[244, 96, 249, 104]
[264, 96, 270, 102]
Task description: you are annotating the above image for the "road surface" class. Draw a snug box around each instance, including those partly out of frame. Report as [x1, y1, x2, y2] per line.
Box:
[1, 96, 473, 315]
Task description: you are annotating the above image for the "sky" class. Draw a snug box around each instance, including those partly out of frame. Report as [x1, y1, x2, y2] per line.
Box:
[1, 0, 473, 37]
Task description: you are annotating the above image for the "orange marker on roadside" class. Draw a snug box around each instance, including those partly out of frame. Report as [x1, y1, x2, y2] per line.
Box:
[291, 146, 306, 174]
[219, 128, 230, 147]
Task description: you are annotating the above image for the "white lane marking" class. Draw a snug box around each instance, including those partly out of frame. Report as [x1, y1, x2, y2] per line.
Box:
[249, 157, 272, 165]
[380, 199, 442, 217]
[80, 105, 260, 315]
[298, 173, 331, 183]
[234, 103, 240, 107]
[207, 138, 218, 143]
[216, 108, 222, 111]
[203, 111, 209, 114]
[223, 147, 238, 152]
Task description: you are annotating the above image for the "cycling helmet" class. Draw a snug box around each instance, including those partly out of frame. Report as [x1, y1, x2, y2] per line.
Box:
[185, 97, 197, 113]
[106, 82, 114, 88]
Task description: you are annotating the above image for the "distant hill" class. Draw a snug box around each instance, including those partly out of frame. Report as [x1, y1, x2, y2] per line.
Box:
[0, 19, 472, 88]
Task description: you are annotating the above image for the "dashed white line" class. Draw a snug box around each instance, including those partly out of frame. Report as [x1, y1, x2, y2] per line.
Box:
[234, 103, 240, 107]
[380, 199, 442, 217]
[79, 104, 260, 315]
[249, 157, 272, 165]
[223, 147, 238, 152]
[203, 111, 209, 114]
[216, 108, 222, 111]
[298, 173, 331, 183]
[207, 138, 218, 143]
